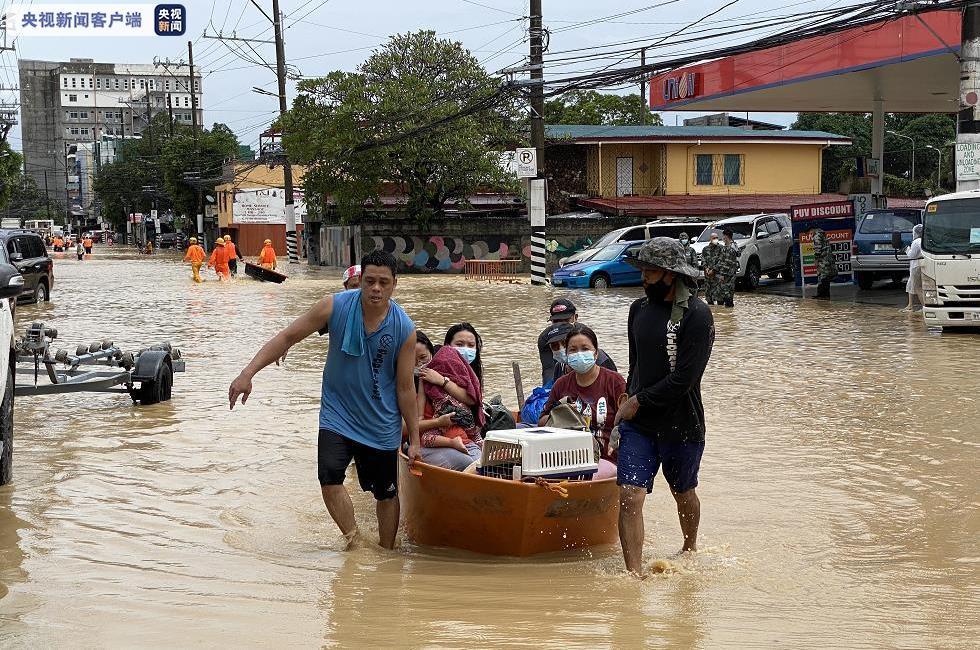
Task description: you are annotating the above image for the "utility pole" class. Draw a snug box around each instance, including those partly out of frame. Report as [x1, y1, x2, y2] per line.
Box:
[957, 2, 980, 191]
[146, 90, 153, 150]
[167, 94, 174, 136]
[43, 170, 51, 220]
[188, 40, 204, 239]
[272, 0, 299, 264]
[639, 47, 647, 125]
[528, 0, 547, 286]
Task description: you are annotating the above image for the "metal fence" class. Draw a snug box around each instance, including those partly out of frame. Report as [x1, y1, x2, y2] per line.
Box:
[463, 259, 523, 283]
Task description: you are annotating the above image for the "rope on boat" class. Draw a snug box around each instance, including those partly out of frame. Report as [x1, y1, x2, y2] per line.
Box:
[534, 477, 569, 498]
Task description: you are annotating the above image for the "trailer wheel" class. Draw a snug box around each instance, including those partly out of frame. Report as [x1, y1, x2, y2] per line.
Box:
[138, 362, 173, 406]
[0, 365, 14, 486]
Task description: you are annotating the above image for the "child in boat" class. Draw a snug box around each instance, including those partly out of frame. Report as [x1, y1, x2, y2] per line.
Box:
[539, 324, 624, 479]
[416, 324, 486, 470]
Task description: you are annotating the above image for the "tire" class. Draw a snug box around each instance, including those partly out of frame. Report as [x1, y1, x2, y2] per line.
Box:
[590, 273, 610, 289]
[0, 363, 14, 486]
[781, 252, 795, 281]
[33, 281, 47, 304]
[138, 362, 173, 406]
[743, 257, 761, 291]
[856, 272, 874, 290]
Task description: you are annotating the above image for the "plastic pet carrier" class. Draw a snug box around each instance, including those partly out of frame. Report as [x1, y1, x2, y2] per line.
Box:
[478, 427, 598, 481]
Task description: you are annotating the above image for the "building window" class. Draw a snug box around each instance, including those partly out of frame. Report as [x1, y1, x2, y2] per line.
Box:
[165, 80, 170, 91]
[68, 94, 77, 102]
[96, 78, 102, 89]
[140, 79, 145, 89]
[695, 154, 713, 186]
[114, 78, 120, 90]
[81, 128, 89, 136]
[71, 78, 77, 88]
[69, 127, 79, 135]
[63, 78, 68, 88]
[88, 78, 93, 88]
[183, 96, 189, 107]
[694, 154, 745, 186]
[194, 80, 199, 92]
[79, 111, 88, 119]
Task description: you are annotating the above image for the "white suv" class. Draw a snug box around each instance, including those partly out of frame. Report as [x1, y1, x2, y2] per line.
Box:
[0, 263, 26, 485]
[691, 213, 794, 289]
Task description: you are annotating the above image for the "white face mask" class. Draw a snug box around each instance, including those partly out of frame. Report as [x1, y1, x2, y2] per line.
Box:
[710, 238, 719, 246]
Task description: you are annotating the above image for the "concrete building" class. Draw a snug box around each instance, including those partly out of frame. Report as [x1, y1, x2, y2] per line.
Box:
[18, 57, 202, 226]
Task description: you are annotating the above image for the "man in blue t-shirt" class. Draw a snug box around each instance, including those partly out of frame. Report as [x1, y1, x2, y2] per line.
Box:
[229, 251, 420, 549]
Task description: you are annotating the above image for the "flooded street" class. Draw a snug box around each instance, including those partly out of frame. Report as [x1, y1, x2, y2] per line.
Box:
[1, 249, 977, 648]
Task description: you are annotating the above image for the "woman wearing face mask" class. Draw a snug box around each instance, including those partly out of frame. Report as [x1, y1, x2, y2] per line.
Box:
[415, 324, 486, 470]
[538, 324, 626, 467]
[414, 331, 435, 391]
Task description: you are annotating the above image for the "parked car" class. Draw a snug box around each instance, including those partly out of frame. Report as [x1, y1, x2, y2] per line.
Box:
[691, 213, 794, 289]
[0, 262, 26, 485]
[156, 232, 186, 249]
[552, 240, 645, 288]
[559, 218, 712, 267]
[0, 229, 54, 303]
[852, 208, 923, 289]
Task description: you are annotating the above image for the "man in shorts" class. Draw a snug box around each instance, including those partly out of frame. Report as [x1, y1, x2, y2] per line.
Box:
[616, 238, 715, 574]
[229, 250, 420, 549]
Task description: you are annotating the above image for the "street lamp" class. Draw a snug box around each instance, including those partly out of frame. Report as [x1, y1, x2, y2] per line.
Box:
[925, 144, 946, 189]
[887, 130, 915, 181]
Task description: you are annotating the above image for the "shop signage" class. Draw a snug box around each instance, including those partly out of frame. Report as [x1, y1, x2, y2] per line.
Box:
[955, 138, 980, 181]
[232, 188, 307, 224]
[790, 200, 854, 221]
[662, 72, 698, 102]
[799, 229, 854, 279]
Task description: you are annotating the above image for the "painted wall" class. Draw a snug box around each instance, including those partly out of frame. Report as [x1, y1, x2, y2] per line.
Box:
[664, 143, 823, 195]
[355, 214, 640, 273]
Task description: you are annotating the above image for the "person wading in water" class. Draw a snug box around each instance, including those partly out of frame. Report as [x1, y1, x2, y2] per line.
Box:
[615, 237, 715, 575]
[228, 250, 421, 549]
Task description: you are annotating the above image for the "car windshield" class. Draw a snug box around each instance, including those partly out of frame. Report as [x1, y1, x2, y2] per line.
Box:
[648, 224, 707, 240]
[589, 244, 628, 262]
[588, 230, 625, 250]
[859, 211, 920, 234]
[697, 222, 753, 242]
[923, 199, 980, 255]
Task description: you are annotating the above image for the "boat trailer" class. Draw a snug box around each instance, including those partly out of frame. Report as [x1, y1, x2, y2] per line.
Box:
[14, 322, 185, 405]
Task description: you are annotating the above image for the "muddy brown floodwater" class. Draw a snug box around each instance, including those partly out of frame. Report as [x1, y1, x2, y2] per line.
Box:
[0, 249, 977, 647]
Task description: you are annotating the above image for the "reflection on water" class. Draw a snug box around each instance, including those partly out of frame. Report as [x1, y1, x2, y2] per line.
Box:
[0, 249, 977, 647]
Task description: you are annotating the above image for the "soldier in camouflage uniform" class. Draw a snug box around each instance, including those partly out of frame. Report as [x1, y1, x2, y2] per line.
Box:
[678, 232, 697, 267]
[701, 232, 723, 304]
[716, 229, 742, 308]
[811, 227, 836, 298]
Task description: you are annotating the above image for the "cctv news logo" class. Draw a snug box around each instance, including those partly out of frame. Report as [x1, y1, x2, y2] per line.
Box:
[4, 4, 186, 37]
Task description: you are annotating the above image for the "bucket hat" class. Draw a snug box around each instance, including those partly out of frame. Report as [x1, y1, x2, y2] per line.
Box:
[625, 237, 700, 278]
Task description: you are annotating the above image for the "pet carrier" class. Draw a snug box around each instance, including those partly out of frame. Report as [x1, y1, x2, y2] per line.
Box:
[478, 427, 598, 481]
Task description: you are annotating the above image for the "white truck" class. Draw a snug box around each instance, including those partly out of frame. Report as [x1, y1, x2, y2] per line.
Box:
[915, 191, 980, 329]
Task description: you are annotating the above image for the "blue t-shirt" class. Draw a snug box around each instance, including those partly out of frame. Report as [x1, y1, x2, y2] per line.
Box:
[319, 290, 415, 450]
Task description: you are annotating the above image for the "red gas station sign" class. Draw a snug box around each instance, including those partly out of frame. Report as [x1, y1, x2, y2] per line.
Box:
[661, 71, 699, 102]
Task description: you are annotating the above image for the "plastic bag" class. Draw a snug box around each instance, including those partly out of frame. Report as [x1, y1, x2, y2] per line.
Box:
[519, 386, 551, 425]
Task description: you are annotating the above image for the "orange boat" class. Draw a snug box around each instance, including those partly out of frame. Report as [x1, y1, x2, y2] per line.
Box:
[397, 453, 620, 556]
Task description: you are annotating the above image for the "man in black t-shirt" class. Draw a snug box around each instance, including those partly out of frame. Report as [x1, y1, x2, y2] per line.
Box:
[615, 238, 715, 575]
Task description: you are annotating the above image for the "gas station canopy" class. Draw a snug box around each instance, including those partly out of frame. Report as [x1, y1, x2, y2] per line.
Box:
[649, 10, 961, 114]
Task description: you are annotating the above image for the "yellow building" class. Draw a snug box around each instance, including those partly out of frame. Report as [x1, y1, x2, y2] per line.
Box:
[546, 125, 852, 216]
[215, 161, 306, 256]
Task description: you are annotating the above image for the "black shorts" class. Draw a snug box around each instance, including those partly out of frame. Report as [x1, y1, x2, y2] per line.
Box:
[317, 429, 398, 501]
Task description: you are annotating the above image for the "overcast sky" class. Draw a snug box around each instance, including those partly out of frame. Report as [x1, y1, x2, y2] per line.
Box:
[2, 0, 863, 152]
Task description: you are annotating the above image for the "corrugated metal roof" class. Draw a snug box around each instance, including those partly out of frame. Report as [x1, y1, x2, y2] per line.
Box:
[546, 124, 851, 142]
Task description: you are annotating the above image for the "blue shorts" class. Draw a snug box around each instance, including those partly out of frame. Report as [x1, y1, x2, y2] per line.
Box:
[616, 421, 704, 494]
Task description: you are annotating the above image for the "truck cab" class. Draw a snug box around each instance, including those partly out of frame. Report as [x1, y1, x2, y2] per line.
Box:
[919, 191, 980, 328]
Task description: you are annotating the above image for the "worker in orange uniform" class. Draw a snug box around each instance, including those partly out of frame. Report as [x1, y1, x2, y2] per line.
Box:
[82, 236, 94, 255]
[52, 236, 64, 252]
[223, 235, 244, 276]
[258, 239, 277, 270]
[208, 238, 231, 281]
[183, 237, 206, 283]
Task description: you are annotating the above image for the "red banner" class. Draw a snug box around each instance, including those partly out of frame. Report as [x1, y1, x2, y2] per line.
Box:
[790, 201, 854, 222]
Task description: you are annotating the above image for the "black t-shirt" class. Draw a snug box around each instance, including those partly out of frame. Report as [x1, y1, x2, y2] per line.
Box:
[626, 295, 715, 442]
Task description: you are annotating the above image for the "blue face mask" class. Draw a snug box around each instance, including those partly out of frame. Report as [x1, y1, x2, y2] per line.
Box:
[454, 345, 477, 364]
[567, 351, 596, 374]
[552, 347, 567, 364]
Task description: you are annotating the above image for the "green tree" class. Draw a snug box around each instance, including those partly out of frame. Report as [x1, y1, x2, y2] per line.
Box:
[282, 30, 522, 223]
[793, 112, 956, 194]
[544, 91, 662, 126]
[0, 140, 24, 210]
[93, 117, 239, 229]
[2, 174, 63, 224]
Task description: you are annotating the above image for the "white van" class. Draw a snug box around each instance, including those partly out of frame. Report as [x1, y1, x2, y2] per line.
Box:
[560, 219, 711, 267]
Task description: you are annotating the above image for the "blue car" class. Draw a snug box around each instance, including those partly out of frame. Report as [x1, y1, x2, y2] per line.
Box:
[551, 240, 645, 289]
[852, 208, 923, 289]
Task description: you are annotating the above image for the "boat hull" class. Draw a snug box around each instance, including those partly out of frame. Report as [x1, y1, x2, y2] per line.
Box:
[243, 261, 287, 283]
[398, 453, 620, 556]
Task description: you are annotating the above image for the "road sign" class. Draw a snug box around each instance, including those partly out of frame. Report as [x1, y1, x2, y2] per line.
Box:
[516, 147, 537, 178]
[955, 139, 980, 181]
